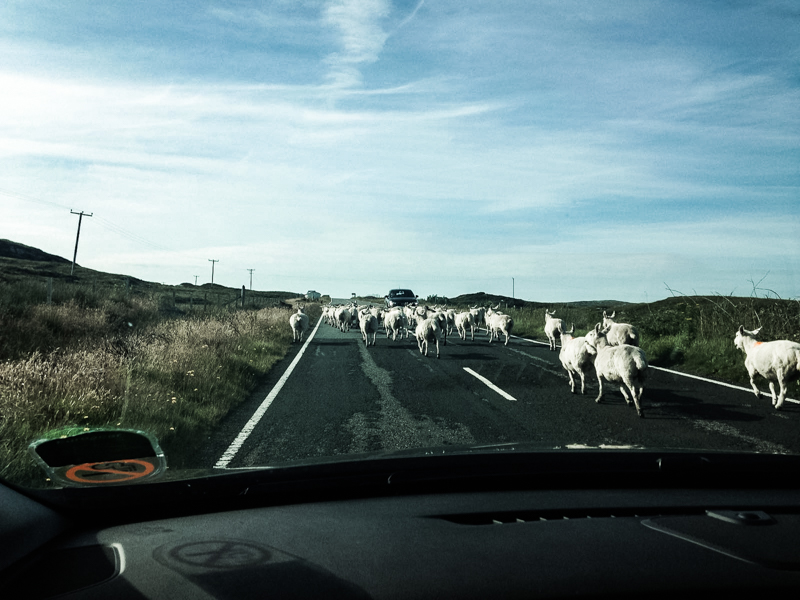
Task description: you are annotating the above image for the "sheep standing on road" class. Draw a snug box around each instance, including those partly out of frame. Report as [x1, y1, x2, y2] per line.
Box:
[544, 309, 565, 351]
[486, 308, 513, 345]
[601, 311, 640, 346]
[559, 324, 595, 395]
[289, 307, 310, 343]
[415, 317, 443, 358]
[734, 325, 800, 410]
[358, 309, 379, 347]
[455, 311, 476, 341]
[586, 324, 648, 417]
[384, 308, 408, 340]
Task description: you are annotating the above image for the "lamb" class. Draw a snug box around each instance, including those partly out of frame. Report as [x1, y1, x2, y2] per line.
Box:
[485, 308, 513, 345]
[734, 325, 800, 410]
[585, 324, 648, 417]
[359, 309, 379, 347]
[289, 307, 310, 343]
[455, 311, 476, 341]
[544, 309, 565, 351]
[415, 317, 443, 358]
[601, 311, 640, 347]
[558, 324, 595, 394]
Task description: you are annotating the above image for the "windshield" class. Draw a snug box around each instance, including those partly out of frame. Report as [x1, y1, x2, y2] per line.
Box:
[1, 1, 799, 490]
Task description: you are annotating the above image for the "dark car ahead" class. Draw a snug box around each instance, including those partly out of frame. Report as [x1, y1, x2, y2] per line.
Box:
[384, 289, 417, 308]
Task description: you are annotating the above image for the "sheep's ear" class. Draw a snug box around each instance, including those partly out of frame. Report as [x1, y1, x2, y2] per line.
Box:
[609, 311, 615, 319]
[737, 325, 744, 334]
[752, 326, 762, 336]
[602, 311, 607, 318]
[594, 323, 601, 332]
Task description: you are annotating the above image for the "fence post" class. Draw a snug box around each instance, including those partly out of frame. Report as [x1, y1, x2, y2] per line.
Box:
[241, 285, 246, 308]
[47, 278, 53, 304]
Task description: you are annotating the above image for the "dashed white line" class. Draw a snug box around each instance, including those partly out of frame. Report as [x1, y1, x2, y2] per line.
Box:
[214, 315, 324, 469]
[463, 367, 518, 402]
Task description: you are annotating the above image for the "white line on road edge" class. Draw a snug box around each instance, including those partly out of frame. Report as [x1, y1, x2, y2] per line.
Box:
[511, 335, 798, 405]
[463, 367, 518, 401]
[648, 365, 799, 405]
[214, 315, 324, 469]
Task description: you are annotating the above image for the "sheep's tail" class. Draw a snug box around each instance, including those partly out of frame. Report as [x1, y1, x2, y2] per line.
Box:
[633, 350, 648, 382]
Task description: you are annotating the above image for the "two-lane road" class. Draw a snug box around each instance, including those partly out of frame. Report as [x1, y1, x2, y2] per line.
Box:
[202, 308, 800, 470]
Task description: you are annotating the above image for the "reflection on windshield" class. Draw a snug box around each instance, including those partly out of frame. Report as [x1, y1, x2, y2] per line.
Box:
[0, 1, 798, 488]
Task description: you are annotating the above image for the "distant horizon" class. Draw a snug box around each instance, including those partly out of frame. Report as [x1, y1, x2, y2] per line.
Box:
[3, 237, 787, 308]
[2, 2, 798, 303]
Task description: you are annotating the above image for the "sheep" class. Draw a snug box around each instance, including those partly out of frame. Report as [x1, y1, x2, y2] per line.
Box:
[734, 325, 800, 410]
[358, 309, 379, 347]
[486, 308, 513, 345]
[455, 311, 476, 341]
[601, 311, 640, 347]
[335, 306, 352, 332]
[383, 308, 407, 340]
[558, 324, 595, 395]
[415, 317, 443, 358]
[289, 307, 309, 343]
[585, 324, 648, 417]
[544, 309, 565, 351]
[469, 306, 486, 330]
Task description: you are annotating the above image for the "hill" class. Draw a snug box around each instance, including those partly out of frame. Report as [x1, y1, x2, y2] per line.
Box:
[0, 239, 71, 263]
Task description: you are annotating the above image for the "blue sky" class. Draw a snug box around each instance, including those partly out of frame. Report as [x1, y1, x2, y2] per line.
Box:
[1, 1, 798, 302]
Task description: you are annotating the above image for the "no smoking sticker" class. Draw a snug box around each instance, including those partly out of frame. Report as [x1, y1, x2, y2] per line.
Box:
[65, 458, 157, 484]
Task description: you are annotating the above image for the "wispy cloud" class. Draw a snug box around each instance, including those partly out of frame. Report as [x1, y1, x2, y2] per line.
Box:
[323, 0, 391, 87]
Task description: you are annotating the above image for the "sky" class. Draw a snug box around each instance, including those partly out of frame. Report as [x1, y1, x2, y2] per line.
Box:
[1, 1, 798, 302]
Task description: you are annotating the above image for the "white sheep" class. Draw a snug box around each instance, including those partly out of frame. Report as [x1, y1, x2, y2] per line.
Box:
[359, 309, 379, 346]
[585, 324, 648, 417]
[601, 311, 640, 346]
[734, 325, 800, 410]
[455, 311, 476, 341]
[384, 308, 408, 340]
[558, 324, 595, 395]
[544, 309, 565, 351]
[415, 317, 443, 358]
[486, 308, 513, 345]
[289, 307, 309, 343]
[335, 306, 352, 332]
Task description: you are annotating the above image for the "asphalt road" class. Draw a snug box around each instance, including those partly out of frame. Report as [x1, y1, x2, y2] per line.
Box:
[201, 306, 800, 470]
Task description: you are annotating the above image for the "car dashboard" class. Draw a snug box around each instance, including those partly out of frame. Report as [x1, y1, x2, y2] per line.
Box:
[3, 451, 800, 599]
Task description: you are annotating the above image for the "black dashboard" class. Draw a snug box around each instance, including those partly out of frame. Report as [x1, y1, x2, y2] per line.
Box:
[4, 452, 800, 599]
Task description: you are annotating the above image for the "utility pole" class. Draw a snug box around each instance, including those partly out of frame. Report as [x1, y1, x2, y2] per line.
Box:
[512, 277, 515, 299]
[247, 269, 255, 290]
[208, 259, 219, 285]
[70, 210, 93, 275]
[194, 275, 198, 285]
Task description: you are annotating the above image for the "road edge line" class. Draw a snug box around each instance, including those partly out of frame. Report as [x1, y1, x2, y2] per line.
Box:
[214, 314, 324, 469]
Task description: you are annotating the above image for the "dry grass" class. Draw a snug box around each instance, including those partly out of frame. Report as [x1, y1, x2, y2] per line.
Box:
[0, 300, 319, 485]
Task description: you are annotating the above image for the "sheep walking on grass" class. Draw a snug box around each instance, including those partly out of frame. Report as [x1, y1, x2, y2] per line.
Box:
[289, 307, 309, 343]
[586, 324, 648, 417]
[734, 325, 800, 410]
[559, 324, 595, 395]
[601, 311, 640, 347]
[544, 309, 565, 351]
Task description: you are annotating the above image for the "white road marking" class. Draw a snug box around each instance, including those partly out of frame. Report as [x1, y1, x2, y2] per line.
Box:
[463, 367, 518, 402]
[214, 315, 324, 469]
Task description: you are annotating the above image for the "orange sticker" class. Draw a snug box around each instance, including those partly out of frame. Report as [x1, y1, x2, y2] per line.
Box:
[65, 459, 156, 484]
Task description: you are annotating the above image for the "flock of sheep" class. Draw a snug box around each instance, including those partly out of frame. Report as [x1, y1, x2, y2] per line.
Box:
[288, 303, 800, 419]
